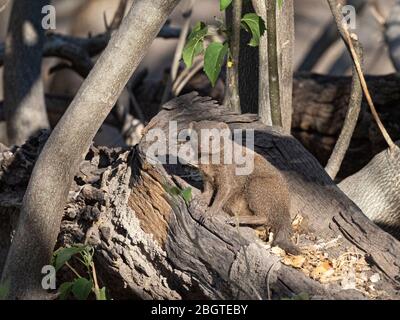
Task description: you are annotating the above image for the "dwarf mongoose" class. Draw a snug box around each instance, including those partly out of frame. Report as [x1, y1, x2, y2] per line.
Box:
[188, 120, 298, 254]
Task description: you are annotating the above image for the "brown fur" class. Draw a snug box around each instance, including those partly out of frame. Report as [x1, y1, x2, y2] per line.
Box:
[188, 120, 298, 254]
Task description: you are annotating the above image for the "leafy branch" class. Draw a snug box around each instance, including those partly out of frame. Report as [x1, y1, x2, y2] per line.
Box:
[182, 0, 267, 88]
[52, 245, 107, 300]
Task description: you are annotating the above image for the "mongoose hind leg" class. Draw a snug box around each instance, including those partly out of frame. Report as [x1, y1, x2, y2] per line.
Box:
[246, 176, 299, 254]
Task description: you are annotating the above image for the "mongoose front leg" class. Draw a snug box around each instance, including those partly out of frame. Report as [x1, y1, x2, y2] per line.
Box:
[207, 184, 232, 216]
[200, 178, 214, 206]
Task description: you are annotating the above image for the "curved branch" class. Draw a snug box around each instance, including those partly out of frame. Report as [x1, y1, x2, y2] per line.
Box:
[0, 0, 180, 300]
[0, 26, 181, 67]
[325, 39, 363, 179]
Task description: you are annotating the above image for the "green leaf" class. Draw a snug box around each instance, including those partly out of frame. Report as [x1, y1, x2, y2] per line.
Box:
[163, 184, 181, 197]
[72, 278, 93, 300]
[241, 13, 266, 47]
[181, 187, 192, 205]
[220, 0, 232, 11]
[277, 0, 284, 10]
[204, 42, 228, 87]
[183, 22, 208, 68]
[96, 287, 107, 300]
[52, 245, 88, 271]
[58, 282, 74, 300]
[80, 246, 94, 269]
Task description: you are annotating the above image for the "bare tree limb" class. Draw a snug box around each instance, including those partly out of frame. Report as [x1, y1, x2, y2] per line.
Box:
[224, 0, 242, 113]
[325, 39, 363, 179]
[161, 0, 194, 104]
[276, 0, 294, 133]
[252, 0, 271, 126]
[0, 0, 180, 300]
[3, 0, 50, 145]
[0, 25, 181, 67]
[106, 0, 129, 31]
[266, 0, 281, 127]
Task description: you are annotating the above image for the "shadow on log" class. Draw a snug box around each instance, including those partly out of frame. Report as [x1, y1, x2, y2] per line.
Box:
[1, 93, 399, 299]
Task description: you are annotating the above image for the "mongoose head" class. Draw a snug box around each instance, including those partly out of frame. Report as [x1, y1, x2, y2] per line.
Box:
[187, 121, 231, 159]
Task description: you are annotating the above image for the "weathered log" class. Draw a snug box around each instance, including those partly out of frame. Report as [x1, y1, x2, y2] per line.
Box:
[1, 93, 399, 299]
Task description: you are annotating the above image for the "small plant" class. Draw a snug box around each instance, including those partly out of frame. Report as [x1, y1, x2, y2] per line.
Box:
[163, 183, 193, 205]
[182, 0, 268, 87]
[52, 244, 107, 300]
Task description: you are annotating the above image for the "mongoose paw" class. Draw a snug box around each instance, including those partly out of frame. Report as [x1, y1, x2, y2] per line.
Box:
[198, 207, 218, 225]
[274, 239, 300, 255]
[272, 230, 300, 255]
[190, 197, 208, 211]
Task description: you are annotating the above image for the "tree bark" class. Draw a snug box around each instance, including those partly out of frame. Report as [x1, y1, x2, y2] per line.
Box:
[339, 143, 400, 239]
[3, 0, 50, 145]
[238, 0, 294, 133]
[276, 0, 294, 133]
[0, 0, 180, 300]
[1, 93, 399, 300]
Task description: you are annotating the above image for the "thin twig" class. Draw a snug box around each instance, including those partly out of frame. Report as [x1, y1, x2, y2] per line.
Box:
[172, 55, 202, 93]
[369, 0, 386, 26]
[91, 262, 102, 299]
[129, 88, 146, 124]
[174, 59, 204, 96]
[109, 0, 129, 30]
[65, 262, 82, 278]
[161, 0, 195, 104]
[267, 0, 282, 127]
[327, 0, 396, 151]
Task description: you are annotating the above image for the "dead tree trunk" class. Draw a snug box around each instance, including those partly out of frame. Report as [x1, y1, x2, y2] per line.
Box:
[1, 93, 399, 300]
[3, 0, 50, 145]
